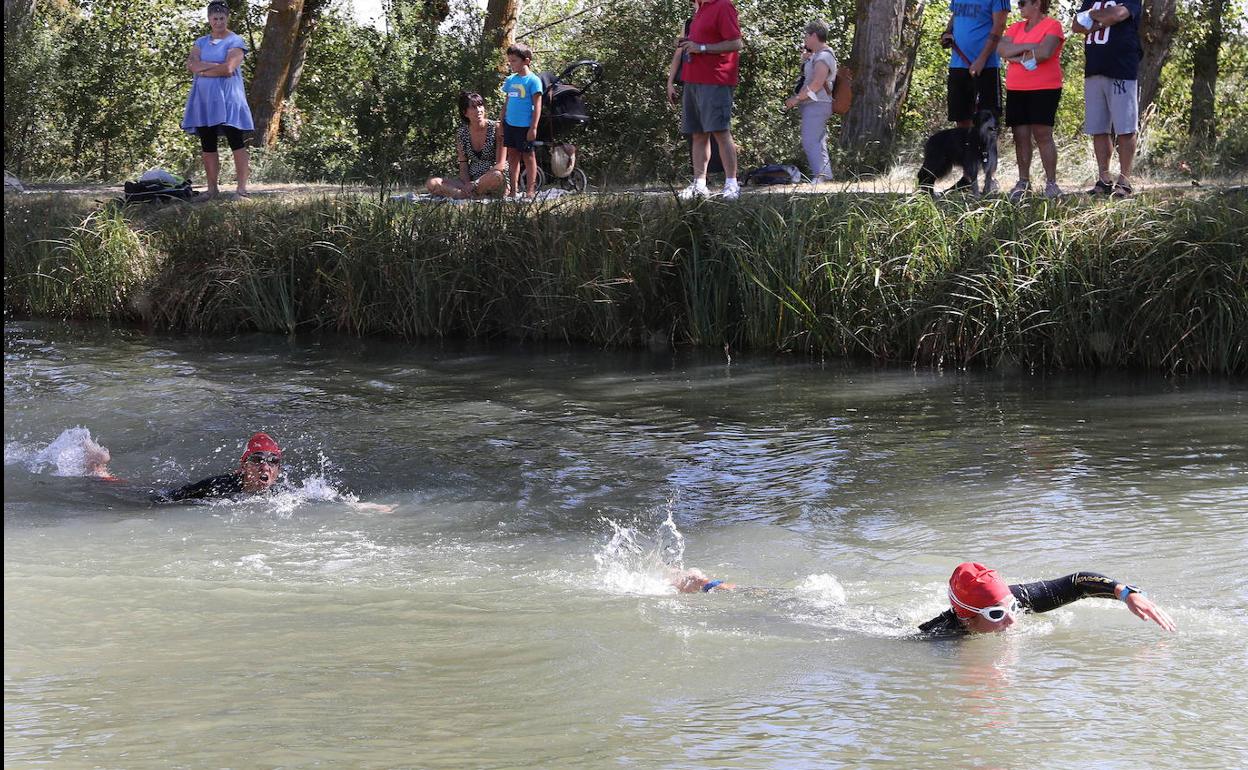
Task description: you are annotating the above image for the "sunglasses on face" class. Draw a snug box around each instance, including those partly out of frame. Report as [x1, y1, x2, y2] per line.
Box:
[949, 589, 1020, 622]
[1017, 0, 1030, 6]
[246, 453, 281, 466]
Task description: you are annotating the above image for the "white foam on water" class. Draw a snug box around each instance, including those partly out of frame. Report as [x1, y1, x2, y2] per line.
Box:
[6, 427, 112, 477]
[591, 504, 689, 595]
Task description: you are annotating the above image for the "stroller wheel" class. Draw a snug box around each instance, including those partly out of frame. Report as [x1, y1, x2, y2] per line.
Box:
[561, 168, 588, 193]
[535, 165, 549, 191]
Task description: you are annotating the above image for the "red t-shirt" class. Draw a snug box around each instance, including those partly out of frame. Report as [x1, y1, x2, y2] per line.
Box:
[680, 0, 741, 86]
[1004, 17, 1064, 91]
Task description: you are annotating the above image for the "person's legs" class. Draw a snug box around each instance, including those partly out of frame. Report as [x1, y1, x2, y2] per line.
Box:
[690, 132, 711, 180]
[232, 148, 249, 195]
[221, 127, 249, 195]
[1033, 124, 1057, 183]
[196, 127, 221, 195]
[202, 152, 220, 195]
[711, 130, 738, 180]
[1115, 133, 1136, 190]
[523, 149, 538, 195]
[428, 178, 470, 198]
[507, 148, 521, 195]
[800, 101, 833, 181]
[1083, 77, 1114, 190]
[1092, 134, 1113, 184]
[474, 169, 505, 196]
[1013, 125, 1034, 181]
[948, 68, 974, 129]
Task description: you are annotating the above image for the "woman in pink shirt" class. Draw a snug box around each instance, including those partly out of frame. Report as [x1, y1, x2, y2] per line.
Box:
[998, 0, 1065, 199]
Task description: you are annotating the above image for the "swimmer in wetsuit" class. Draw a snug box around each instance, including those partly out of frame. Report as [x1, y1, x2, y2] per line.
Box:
[154, 432, 282, 503]
[919, 561, 1177, 636]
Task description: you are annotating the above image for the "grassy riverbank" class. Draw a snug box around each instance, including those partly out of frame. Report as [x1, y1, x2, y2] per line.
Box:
[5, 189, 1246, 373]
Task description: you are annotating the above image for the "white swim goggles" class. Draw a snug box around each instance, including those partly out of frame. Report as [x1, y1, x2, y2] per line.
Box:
[949, 589, 1020, 622]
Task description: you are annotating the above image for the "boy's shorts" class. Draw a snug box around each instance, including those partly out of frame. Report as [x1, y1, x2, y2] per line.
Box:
[947, 67, 1001, 122]
[503, 122, 535, 152]
[1083, 76, 1138, 135]
[681, 83, 734, 134]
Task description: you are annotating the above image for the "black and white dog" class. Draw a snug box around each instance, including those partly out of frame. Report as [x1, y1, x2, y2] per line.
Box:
[918, 109, 998, 196]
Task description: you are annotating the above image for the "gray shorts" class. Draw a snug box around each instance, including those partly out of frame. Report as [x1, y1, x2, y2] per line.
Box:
[681, 83, 734, 134]
[1084, 75, 1138, 135]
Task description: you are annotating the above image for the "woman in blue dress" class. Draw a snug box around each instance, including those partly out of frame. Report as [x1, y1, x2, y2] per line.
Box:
[182, 1, 254, 198]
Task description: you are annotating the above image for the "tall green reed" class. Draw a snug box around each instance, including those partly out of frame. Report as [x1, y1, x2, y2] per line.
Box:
[4, 189, 1245, 373]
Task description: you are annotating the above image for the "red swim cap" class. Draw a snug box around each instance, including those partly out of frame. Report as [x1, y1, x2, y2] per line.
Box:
[240, 432, 282, 466]
[948, 562, 1013, 618]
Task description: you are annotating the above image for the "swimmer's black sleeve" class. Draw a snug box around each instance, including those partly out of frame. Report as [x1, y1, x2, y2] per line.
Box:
[152, 472, 244, 503]
[1009, 572, 1119, 614]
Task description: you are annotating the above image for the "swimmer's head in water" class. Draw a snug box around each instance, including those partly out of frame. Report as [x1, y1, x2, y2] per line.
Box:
[949, 562, 1017, 633]
[240, 432, 282, 492]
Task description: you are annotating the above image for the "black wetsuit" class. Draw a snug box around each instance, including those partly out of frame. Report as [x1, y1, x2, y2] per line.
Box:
[152, 472, 246, 503]
[918, 572, 1120, 637]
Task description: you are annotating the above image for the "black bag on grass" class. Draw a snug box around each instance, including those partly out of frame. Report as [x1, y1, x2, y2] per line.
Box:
[123, 178, 194, 203]
[743, 164, 801, 186]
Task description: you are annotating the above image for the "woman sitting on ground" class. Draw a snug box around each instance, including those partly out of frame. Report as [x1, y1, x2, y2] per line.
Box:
[425, 91, 508, 199]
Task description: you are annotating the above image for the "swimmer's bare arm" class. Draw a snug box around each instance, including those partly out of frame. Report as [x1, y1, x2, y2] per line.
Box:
[347, 501, 396, 513]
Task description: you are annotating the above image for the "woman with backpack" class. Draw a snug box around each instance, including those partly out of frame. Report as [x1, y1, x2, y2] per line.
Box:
[784, 21, 838, 184]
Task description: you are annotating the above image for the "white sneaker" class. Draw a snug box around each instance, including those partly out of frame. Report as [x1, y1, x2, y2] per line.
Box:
[678, 182, 710, 200]
[721, 181, 741, 201]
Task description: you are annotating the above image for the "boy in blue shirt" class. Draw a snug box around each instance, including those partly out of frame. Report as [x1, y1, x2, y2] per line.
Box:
[501, 43, 544, 198]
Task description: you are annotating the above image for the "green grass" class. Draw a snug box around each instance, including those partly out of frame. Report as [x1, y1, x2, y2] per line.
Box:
[5, 188, 1246, 373]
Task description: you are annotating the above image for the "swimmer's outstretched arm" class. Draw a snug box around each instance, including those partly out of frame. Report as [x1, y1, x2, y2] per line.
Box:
[347, 501, 396, 513]
[1012, 572, 1176, 631]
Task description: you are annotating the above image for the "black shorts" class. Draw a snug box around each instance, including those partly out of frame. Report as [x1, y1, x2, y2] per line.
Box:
[196, 125, 248, 153]
[502, 122, 535, 152]
[947, 67, 1001, 122]
[1006, 88, 1061, 127]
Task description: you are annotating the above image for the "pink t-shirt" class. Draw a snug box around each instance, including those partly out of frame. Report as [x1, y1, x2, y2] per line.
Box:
[1004, 17, 1064, 91]
[681, 0, 741, 86]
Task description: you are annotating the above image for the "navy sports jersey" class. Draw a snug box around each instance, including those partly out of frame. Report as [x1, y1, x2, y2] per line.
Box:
[1078, 0, 1142, 80]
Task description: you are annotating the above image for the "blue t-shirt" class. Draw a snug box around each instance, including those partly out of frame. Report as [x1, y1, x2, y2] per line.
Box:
[949, 0, 1010, 69]
[1078, 0, 1142, 80]
[502, 72, 543, 128]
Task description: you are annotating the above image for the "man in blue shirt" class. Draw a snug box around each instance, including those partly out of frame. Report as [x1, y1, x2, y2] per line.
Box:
[941, 0, 1010, 189]
[1073, 0, 1143, 197]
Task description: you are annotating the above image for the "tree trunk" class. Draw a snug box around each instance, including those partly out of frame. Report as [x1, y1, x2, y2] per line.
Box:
[1137, 0, 1179, 117]
[249, 0, 306, 148]
[1189, 0, 1225, 143]
[483, 0, 519, 52]
[281, 0, 329, 100]
[838, 0, 927, 173]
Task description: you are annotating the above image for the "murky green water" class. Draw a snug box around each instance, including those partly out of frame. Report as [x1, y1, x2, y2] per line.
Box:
[5, 321, 1247, 768]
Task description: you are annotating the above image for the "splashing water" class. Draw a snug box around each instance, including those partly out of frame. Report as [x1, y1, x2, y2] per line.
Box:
[6, 427, 111, 477]
[593, 505, 688, 595]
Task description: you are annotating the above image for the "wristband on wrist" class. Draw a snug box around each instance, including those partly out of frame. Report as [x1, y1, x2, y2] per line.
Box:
[1117, 584, 1141, 601]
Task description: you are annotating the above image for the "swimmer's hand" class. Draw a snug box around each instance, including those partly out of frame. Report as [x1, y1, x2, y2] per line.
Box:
[1125, 593, 1177, 632]
[349, 501, 397, 513]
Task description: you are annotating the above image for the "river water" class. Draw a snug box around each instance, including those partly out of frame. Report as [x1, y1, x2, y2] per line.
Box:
[5, 321, 1247, 769]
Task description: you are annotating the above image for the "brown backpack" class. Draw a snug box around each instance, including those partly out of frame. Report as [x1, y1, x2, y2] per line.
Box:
[832, 66, 854, 116]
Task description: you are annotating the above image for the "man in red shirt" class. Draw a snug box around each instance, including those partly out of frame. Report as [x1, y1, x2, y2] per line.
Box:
[677, 0, 744, 200]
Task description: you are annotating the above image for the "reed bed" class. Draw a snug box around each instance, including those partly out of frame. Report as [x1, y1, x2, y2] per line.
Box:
[5, 189, 1246, 373]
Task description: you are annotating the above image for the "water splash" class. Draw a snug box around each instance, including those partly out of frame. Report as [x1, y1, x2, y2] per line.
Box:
[5, 427, 112, 477]
[593, 504, 688, 595]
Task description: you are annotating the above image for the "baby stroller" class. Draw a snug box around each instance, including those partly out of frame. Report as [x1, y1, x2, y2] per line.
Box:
[533, 59, 602, 192]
